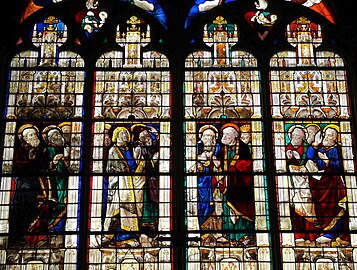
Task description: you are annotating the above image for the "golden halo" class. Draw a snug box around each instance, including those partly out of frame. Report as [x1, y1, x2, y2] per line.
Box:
[112, 126, 130, 143]
[199, 125, 218, 139]
[42, 125, 62, 143]
[287, 125, 307, 140]
[58, 122, 71, 128]
[220, 123, 240, 133]
[323, 124, 340, 142]
[18, 124, 39, 141]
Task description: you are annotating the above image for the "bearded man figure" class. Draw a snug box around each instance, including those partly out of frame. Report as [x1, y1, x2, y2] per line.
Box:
[42, 125, 69, 243]
[286, 125, 319, 244]
[306, 125, 350, 245]
[132, 124, 160, 237]
[195, 125, 221, 229]
[286, 125, 306, 167]
[212, 123, 255, 246]
[9, 124, 49, 246]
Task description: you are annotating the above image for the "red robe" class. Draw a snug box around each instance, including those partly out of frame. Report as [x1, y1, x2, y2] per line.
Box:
[214, 141, 255, 222]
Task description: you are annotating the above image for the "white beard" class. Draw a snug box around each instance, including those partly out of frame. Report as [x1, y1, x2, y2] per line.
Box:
[27, 138, 40, 147]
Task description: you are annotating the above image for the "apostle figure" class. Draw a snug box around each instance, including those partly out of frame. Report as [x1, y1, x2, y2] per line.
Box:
[306, 125, 350, 245]
[132, 124, 159, 237]
[286, 125, 306, 167]
[213, 123, 255, 246]
[9, 124, 49, 246]
[102, 126, 144, 247]
[42, 125, 69, 243]
[286, 125, 319, 244]
[195, 125, 221, 228]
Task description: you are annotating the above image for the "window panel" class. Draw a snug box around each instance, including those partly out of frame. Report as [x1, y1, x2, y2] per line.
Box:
[270, 17, 357, 269]
[1, 3, 356, 269]
[184, 16, 270, 270]
[88, 16, 172, 269]
[0, 16, 84, 268]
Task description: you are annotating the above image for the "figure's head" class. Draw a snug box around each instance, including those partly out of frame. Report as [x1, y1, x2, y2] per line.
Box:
[323, 127, 338, 147]
[112, 126, 130, 146]
[21, 126, 40, 147]
[289, 125, 306, 148]
[131, 124, 157, 147]
[58, 122, 71, 145]
[48, 129, 65, 147]
[104, 124, 112, 147]
[42, 125, 65, 147]
[221, 124, 240, 146]
[240, 124, 251, 144]
[139, 129, 153, 146]
[199, 125, 218, 147]
[306, 124, 320, 145]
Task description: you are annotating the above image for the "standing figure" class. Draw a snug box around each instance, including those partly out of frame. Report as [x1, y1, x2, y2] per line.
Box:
[102, 126, 144, 247]
[42, 125, 69, 243]
[213, 123, 255, 246]
[9, 124, 49, 246]
[286, 125, 319, 244]
[195, 125, 221, 228]
[306, 125, 350, 245]
[132, 124, 159, 236]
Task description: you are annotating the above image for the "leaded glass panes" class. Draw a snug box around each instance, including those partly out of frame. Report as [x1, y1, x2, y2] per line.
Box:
[88, 16, 172, 269]
[0, 16, 84, 268]
[184, 16, 270, 269]
[2, 1, 356, 269]
[270, 17, 356, 269]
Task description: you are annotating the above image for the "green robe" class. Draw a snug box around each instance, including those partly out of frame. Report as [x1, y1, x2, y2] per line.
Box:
[46, 144, 68, 232]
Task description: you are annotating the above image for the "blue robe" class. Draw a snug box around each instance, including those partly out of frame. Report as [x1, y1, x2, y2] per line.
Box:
[196, 142, 220, 226]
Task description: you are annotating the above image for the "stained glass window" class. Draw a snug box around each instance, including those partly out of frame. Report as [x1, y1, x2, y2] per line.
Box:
[1, 0, 356, 269]
[0, 16, 84, 268]
[184, 16, 270, 269]
[88, 16, 172, 268]
[270, 16, 356, 269]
